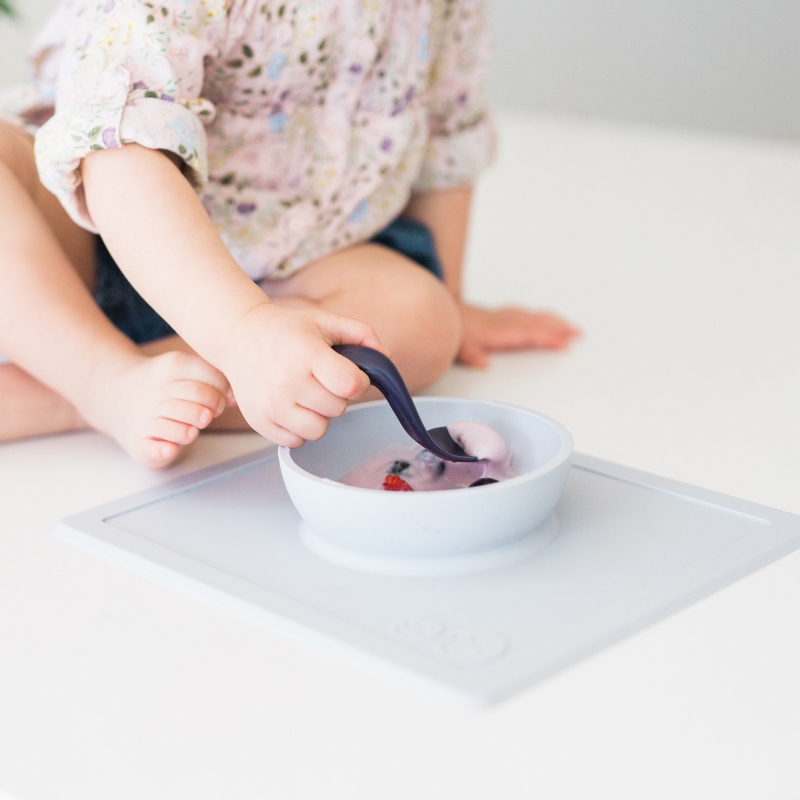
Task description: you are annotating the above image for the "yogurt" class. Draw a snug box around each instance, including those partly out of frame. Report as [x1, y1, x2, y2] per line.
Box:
[338, 421, 517, 491]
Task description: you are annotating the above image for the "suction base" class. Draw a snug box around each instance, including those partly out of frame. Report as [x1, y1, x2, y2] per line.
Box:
[299, 514, 560, 577]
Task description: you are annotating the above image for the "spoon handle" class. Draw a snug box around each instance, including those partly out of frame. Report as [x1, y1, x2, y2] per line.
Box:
[332, 345, 477, 462]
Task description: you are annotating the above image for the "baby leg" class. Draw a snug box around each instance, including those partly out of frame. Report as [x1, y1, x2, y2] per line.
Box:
[0, 122, 230, 467]
[138, 243, 461, 432]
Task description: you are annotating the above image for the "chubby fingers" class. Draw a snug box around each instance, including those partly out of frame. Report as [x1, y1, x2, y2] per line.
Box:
[259, 419, 306, 449]
[259, 404, 331, 447]
[270, 355, 364, 446]
[256, 375, 349, 447]
[316, 311, 390, 358]
[311, 343, 371, 401]
[296, 380, 350, 419]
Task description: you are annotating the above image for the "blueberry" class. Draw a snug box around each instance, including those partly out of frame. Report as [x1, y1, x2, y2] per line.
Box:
[389, 460, 411, 475]
[469, 477, 498, 487]
[417, 450, 439, 465]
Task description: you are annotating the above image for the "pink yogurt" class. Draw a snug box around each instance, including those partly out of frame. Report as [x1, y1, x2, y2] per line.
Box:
[338, 421, 517, 491]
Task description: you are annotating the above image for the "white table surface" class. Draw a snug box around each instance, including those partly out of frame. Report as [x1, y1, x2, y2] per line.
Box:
[1, 112, 799, 799]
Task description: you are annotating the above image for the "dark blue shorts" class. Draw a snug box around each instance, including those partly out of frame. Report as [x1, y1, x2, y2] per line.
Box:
[94, 217, 443, 345]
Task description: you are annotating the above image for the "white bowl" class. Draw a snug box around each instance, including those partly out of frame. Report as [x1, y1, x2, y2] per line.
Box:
[279, 398, 573, 576]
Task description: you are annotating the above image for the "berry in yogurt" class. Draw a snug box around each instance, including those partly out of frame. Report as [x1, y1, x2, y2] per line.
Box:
[339, 421, 516, 491]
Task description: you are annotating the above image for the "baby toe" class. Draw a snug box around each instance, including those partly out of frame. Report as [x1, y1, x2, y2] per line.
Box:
[138, 438, 181, 471]
[159, 398, 214, 429]
[171, 380, 228, 417]
[544, 315, 581, 337]
[163, 352, 231, 398]
[150, 417, 200, 446]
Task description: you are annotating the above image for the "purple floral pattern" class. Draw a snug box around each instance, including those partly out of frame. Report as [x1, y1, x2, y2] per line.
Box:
[0, 0, 495, 280]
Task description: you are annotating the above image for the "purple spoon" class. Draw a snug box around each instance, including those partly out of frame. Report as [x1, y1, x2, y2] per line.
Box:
[333, 344, 479, 463]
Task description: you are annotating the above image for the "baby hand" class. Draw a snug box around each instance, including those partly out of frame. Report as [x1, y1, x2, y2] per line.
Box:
[458, 303, 581, 368]
[222, 303, 387, 446]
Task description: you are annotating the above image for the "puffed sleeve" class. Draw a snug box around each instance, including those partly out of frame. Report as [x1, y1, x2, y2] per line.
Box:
[412, 0, 497, 193]
[33, 0, 226, 231]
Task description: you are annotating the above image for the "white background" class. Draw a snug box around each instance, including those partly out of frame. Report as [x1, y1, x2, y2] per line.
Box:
[1, 1, 800, 798]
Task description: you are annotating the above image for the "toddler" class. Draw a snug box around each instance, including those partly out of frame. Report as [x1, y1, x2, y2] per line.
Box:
[0, 0, 578, 469]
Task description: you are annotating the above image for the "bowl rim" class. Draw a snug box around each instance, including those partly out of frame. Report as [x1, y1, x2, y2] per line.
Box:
[278, 397, 574, 496]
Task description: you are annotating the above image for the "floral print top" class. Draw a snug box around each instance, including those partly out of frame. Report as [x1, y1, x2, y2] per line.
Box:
[0, 0, 494, 279]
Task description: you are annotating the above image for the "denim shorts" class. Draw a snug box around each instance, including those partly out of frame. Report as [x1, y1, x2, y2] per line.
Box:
[93, 217, 443, 345]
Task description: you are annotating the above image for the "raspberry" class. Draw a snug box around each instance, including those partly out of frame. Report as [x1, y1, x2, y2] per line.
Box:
[383, 474, 413, 491]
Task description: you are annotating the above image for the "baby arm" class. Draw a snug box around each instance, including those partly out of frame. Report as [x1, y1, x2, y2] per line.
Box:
[403, 187, 580, 367]
[82, 144, 385, 446]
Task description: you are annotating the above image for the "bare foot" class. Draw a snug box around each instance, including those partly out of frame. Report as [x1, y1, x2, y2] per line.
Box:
[458, 304, 581, 368]
[77, 350, 233, 470]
